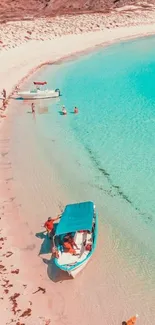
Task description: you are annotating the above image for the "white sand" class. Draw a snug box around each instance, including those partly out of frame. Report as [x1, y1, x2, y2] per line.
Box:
[0, 14, 155, 325]
[0, 23, 155, 97]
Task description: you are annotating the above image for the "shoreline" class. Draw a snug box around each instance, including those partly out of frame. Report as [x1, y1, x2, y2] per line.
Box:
[1, 14, 155, 324]
[1, 16, 155, 99]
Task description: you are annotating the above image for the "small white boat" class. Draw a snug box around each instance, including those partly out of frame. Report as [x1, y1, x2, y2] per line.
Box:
[53, 201, 98, 278]
[16, 81, 61, 100]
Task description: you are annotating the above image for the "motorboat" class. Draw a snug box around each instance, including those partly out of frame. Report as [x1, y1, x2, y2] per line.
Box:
[53, 201, 98, 278]
[16, 81, 61, 99]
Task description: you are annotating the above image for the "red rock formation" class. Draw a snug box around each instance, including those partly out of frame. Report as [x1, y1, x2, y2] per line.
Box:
[0, 0, 155, 22]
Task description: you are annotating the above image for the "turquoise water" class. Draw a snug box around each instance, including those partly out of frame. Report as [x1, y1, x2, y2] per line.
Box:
[11, 36, 155, 323]
[33, 36, 155, 242]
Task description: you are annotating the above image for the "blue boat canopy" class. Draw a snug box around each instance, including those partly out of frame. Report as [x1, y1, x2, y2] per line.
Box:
[55, 201, 94, 236]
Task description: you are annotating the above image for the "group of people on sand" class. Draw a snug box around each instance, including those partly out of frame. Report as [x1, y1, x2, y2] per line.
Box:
[62, 105, 79, 115]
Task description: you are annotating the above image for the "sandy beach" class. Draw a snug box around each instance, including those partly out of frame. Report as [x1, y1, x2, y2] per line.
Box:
[1, 8, 155, 324]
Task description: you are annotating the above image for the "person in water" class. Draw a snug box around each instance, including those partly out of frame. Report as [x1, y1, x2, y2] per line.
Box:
[74, 106, 78, 114]
[31, 103, 35, 113]
[62, 105, 67, 115]
[44, 215, 61, 238]
[122, 314, 139, 325]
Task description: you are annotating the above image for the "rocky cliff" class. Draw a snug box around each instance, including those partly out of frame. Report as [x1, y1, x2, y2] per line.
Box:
[0, 0, 155, 22]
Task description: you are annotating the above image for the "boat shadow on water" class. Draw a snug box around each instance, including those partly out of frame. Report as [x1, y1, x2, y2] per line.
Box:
[35, 230, 72, 283]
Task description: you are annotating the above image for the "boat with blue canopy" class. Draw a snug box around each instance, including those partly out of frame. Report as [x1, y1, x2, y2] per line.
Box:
[53, 201, 98, 278]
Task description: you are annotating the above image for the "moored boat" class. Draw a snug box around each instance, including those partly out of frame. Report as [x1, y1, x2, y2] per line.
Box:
[53, 201, 98, 278]
[16, 81, 61, 99]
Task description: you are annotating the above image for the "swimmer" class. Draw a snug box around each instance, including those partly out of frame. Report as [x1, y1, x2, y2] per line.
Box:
[62, 105, 67, 115]
[74, 106, 78, 114]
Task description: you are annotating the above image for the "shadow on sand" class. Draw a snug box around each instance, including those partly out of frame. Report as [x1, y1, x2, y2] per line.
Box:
[42, 257, 72, 283]
[36, 229, 73, 282]
[36, 231, 51, 255]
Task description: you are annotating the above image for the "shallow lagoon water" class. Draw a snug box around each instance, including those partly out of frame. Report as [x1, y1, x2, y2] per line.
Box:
[10, 36, 155, 324]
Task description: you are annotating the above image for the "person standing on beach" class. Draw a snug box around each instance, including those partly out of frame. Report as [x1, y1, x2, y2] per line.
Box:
[31, 102, 35, 113]
[1, 89, 7, 109]
[122, 314, 139, 325]
[2, 99, 7, 109]
[2, 88, 6, 99]
[44, 215, 61, 238]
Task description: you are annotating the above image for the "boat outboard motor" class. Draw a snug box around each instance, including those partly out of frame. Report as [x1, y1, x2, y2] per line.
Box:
[55, 88, 61, 96]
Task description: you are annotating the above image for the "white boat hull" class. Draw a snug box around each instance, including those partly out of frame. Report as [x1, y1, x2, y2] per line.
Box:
[55, 231, 95, 278]
[54, 201, 98, 279]
[17, 89, 60, 100]
[68, 258, 90, 278]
